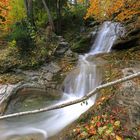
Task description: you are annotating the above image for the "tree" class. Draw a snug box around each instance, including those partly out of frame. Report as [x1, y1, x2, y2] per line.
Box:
[56, 0, 62, 34]
[74, 0, 77, 5]
[0, 0, 26, 31]
[41, 0, 67, 33]
[0, 0, 11, 29]
[77, 0, 89, 6]
[85, 0, 140, 22]
[42, 0, 55, 31]
[24, 0, 35, 25]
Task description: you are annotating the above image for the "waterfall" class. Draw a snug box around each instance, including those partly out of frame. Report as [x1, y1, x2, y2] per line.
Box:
[0, 22, 124, 140]
[63, 21, 123, 98]
[90, 21, 124, 54]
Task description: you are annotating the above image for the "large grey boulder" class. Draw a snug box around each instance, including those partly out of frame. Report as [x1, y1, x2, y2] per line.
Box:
[54, 42, 69, 56]
[112, 28, 140, 50]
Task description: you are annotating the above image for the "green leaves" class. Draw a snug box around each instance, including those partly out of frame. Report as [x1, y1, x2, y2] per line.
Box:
[8, 40, 16, 48]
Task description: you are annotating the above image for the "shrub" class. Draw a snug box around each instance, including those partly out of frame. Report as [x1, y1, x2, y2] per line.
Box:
[62, 4, 87, 30]
[8, 20, 35, 53]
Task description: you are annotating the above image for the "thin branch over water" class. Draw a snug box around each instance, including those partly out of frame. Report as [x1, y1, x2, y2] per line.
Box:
[0, 71, 139, 120]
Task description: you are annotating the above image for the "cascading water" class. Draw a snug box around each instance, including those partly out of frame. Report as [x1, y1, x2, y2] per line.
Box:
[0, 21, 124, 140]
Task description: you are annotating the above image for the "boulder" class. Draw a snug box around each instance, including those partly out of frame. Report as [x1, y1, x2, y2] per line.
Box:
[112, 35, 139, 50]
[112, 28, 140, 50]
[0, 83, 62, 115]
[71, 35, 91, 53]
[54, 42, 69, 56]
[57, 36, 65, 42]
[42, 62, 61, 74]
[116, 68, 140, 128]
[44, 72, 53, 81]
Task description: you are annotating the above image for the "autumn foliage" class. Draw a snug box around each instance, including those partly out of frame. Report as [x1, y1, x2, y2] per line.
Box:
[0, 0, 11, 28]
[85, 0, 140, 22]
[0, 0, 26, 31]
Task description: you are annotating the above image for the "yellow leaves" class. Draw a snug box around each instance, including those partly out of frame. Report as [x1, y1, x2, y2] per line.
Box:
[84, 0, 100, 20]
[0, 0, 26, 31]
[0, 0, 12, 31]
[78, 0, 84, 3]
[116, 9, 140, 21]
[85, 0, 139, 22]
[116, 135, 123, 140]
[114, 121, 120, 127]
[8, 40, 16, 48]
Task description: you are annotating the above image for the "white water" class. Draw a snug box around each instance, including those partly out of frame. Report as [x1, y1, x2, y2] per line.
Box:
[0, 22, 123, 140]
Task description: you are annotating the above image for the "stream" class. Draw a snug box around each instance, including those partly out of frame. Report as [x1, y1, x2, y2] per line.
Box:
[0, 21, 124, 140]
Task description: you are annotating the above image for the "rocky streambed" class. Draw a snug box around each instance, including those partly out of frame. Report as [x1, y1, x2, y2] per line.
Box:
[55, 48, 140, 140]
[0, 48, 77, 116]
[0, 48, 139, 140]
[0, 19, 139, 140]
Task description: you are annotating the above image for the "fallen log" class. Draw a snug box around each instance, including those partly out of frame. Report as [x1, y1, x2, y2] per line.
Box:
[0, 71, 139, 120]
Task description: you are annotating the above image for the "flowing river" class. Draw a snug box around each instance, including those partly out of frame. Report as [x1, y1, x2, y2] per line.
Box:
[0, 21, 124, 140]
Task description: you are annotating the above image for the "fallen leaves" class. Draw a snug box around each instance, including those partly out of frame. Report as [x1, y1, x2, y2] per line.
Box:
[116, 135, 123, 140]
[114, 121, 121, 127]
[72, 111, 123, 139]
[66, 47, 140, 140]
[70, 95, 138, 140]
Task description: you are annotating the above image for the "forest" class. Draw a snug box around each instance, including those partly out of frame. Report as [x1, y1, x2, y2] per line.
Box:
[0, 0, 140, 140]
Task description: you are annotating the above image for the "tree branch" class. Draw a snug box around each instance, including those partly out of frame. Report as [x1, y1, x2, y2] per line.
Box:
[0, 71, 139, 120]
[42, 0, 55, 31]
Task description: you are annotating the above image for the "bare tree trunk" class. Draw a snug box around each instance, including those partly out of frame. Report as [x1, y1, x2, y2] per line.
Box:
[56, 0, 62, 34]
[85, 0, 89, 7]
[42, 0, 55, 32]
[24, 0, 35, 26]
[0, 71, 139, 120]
[74, 0, 77, 5]
[24, 0, 28, 14]
[28, 0, 34, 23]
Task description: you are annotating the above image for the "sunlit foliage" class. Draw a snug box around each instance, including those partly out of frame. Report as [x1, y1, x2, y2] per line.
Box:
[0, 0, 11, 27]
[85, 0, 140, 22]
[0, 0, 25, 31]
[8, 0, 26, 23]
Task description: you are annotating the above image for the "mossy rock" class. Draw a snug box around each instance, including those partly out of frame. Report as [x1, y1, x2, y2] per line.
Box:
[71, 36, 91, 53]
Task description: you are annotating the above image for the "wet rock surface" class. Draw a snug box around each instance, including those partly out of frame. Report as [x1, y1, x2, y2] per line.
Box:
[116, 68, 140, 128]
[6, 132, 47, 140]
[0, 49, 77, 115]
[54, 49, 140, 140]
[71, 35, 92, 53]
[54, 42, 69, 56]
[112, 28, 140, 50]
[4, 87, 60, 115]
[113, 35, 139, 50]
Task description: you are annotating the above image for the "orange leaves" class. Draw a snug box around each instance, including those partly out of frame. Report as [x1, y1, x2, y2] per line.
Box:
[0, 0, 11, 30]
[72, 112, 123, 139]
[1, 0, 26, 32]
[96, 121, 102, 127]
[0, 0, 10, 16]
[77, 0, 85, 3]
[85, 124, 97, 135]
[85, 0, 140, 22]
[84, 0, 100, 20]
[116, 9, 140, 21]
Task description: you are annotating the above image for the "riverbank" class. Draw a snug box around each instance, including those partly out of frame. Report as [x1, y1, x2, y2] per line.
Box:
[55, 47, 140, 140]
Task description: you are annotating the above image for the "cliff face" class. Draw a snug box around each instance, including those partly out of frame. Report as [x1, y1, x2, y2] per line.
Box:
[112, 18, 140, 50]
